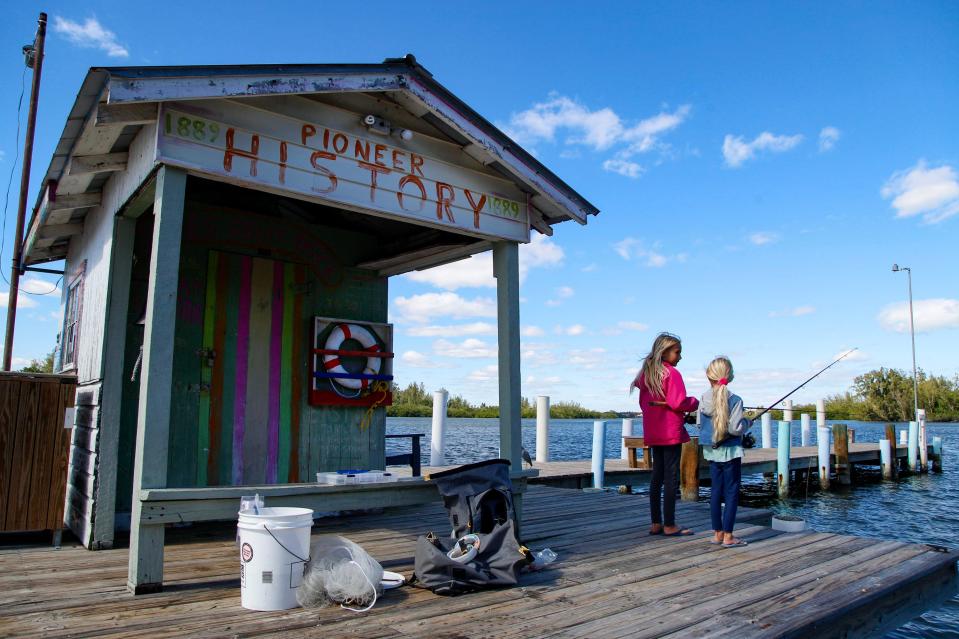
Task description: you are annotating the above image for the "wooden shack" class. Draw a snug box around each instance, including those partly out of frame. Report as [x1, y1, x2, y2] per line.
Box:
[22, 55, 597, 592]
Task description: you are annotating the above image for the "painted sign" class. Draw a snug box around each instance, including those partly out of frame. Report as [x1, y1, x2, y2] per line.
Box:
[156, 101, 530, 242]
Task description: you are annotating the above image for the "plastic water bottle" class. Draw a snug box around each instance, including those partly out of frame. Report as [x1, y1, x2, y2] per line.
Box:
[529, 548, 558, 570]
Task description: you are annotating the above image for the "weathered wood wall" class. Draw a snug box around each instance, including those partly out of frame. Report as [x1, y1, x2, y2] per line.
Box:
[0, 373, 76, 534]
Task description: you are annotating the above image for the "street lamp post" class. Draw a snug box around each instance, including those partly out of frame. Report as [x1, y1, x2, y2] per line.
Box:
[891, 264, 919, 421]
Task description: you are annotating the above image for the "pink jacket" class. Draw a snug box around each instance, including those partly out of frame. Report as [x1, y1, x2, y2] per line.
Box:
[636, 363, 699, 446]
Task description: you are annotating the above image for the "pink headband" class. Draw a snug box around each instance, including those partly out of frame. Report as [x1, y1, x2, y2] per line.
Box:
[717, 378, 728, 386]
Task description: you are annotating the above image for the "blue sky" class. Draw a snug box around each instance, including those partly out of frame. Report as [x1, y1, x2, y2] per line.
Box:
[1, 2, 957, 410]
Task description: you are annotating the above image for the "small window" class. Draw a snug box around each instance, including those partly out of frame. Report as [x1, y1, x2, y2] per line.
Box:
[60, 272, 84, 371]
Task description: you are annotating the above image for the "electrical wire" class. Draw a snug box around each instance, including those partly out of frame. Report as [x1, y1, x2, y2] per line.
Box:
[1, 66, 28, 288]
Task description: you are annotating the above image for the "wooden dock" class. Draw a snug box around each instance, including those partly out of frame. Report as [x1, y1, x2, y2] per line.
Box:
[2, 484, 956, 638]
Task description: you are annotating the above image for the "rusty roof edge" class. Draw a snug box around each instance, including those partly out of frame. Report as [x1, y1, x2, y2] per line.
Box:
[24, 68, 109, 263]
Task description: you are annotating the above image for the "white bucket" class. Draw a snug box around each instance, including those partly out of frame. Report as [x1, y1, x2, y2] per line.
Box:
[237, 507, 314, 611]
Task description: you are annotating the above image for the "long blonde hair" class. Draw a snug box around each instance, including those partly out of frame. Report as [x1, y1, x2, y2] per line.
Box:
[706, 356, 734, 442]
[631, 333, 681, 399]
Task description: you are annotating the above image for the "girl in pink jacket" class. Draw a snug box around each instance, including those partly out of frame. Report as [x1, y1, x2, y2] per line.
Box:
[631, 332, 699, 536]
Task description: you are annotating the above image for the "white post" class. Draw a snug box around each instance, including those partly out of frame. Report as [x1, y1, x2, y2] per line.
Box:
[591, 420, 606, 489]
[817, 426, 831, 489]
[816, 399, 826, 430]
[761, 413, 773, 448]
[777, 421, 791, 498]
[918, 409, 928, 472]
[620, 418, 633, 461]
[879, 438, 894, 480]
[536, 395, 550, 462]
[784, 400, 794, 423]
[431, 389, 449, 466]
[907, 420, 919, 472]
[899, 430, 908, 446]
[800, 414, 811, 447]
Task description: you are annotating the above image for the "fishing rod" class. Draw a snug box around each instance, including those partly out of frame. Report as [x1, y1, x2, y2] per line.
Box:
[709, 348, 859, 449]
[745, 348, 859, 422]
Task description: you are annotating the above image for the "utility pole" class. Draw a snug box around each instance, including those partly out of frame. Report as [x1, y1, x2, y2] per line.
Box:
[3, 12, 47, 370]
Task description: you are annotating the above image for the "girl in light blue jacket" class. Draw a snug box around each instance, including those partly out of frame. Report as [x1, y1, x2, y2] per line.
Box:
[699, 356, 752, 548]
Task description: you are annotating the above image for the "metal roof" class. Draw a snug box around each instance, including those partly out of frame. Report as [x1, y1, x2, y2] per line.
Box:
[24, 55, 599, 265]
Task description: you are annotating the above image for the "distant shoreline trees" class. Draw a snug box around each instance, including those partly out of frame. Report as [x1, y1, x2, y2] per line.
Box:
[389, 367, 959, 422]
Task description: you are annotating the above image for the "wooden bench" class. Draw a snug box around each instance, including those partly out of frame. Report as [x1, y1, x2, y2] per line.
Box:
[623, 436, 651, 469]
[385, 433, 423, 477]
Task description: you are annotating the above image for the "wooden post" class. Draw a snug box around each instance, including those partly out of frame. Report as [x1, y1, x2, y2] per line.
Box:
[536, 396, 550, 462]
[907, 420, 919, 472]
[879, 438, 894, 480]
[680, 436, 700, 501]
[761, 413, 772, 448]
[620, 418, 633, 460]
[591, 420, 606, 489]
[800, 414, 811, 447]
[848, 428, 856, 443]
[817, 426, 831, 489]
[777, 421, 791, 498]
[884, 423, 898, 479]
[494, 241, 523, 527]
[430, 389, 448, 466]
[128, 166, 186, 594]
[92, 216, 136, 549]
[918, 409, 928, 472]
[833, 423, 851, 485]
[931, 436, 942, 472]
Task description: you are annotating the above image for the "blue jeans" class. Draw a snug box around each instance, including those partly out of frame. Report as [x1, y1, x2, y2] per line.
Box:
[709, 457, 741, 533]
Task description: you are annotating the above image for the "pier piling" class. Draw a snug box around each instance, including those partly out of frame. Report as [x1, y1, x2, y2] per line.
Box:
[801, 414, 811, 447]
[834, 423, 851, 485]
[899, 429, 908, 446]
[931, 436, 943, 472]
[918, 409, 928, 472]
[880, 438, 894, 480]
[784, 400, 793, 423]
[591, 420, 606, 489]
[884, 423, 898, 479]
[817, 426, 831, 489]
[431, 389, 448, 466]
[816, 398, 825, 429]
[848, 428, 856, 443]
[680, 437, 700, 501]
[620, 418, 633, 461]
[761, 413, 772, 448]
[536, 395, 550, 462]
[777, 421, 791, 498]
[907, 420, 919, 472]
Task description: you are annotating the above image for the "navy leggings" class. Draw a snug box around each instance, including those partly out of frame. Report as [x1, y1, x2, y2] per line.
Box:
[709, 457, 742, 533]
[649, 444, 682, 527]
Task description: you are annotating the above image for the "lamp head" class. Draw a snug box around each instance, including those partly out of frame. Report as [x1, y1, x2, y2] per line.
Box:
[892, 263, 899, 272]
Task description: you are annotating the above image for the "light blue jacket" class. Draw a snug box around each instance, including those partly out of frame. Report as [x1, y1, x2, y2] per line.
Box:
[698, 391, 750, 448]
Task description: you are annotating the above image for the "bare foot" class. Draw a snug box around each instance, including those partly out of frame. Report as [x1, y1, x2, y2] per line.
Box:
[649, 524, 663, 535]
[722, 533, 747, 547]
[712, 531, 724, 544]
[663, 525, 694, 536]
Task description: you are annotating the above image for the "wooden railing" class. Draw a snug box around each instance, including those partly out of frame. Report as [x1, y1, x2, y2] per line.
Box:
[0, 372, 76, 539]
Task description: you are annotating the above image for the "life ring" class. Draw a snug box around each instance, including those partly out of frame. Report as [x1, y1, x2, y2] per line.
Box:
[323, 323, 381, 390]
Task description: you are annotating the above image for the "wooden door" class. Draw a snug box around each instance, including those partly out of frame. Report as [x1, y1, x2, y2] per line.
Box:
[197, 251, 306, 486]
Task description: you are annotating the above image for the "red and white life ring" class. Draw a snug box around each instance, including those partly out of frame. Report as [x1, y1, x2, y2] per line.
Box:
[322, 323, 381, 390]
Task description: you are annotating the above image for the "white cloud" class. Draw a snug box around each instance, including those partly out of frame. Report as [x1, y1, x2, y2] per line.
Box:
[613, 237, 679, 267]
[521, 342, 559, 367]
[748, 231, 780, 246]
[400, 350, 452, 369]
[53, 16, 129, 58]
[434, 338, 497, 358]
[521, 325, 545, 337]
[403, 234, 564, 290]
[503, 94, 691, 177]
[832, 349, 868, 363]
[393, 292, 495, 323]
[19, 277, 61, 297]
[557, 286, 574, 298]
[581, 263, 598, 273]
[769, 305, 816, 318]
[554, 324, 586, 336]
[818, 127, 840, 152]
[722, 131, 803, 168]
[602, 320, 649, 336]
[467, 364, 498, 382]
[406, 322, 495, 337]
[0, 290, 37, 309]
[568, 347, 607, 369]
[602, 159, 644, 178]
[878, 298, 959, 333]
[881, 160, 959, 224]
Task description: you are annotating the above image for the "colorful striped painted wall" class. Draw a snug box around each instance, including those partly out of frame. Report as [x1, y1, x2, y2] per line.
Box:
[161, 202, 388, 488]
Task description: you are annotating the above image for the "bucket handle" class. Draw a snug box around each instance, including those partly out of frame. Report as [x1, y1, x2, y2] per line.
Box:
[263, 525, 309, 563]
